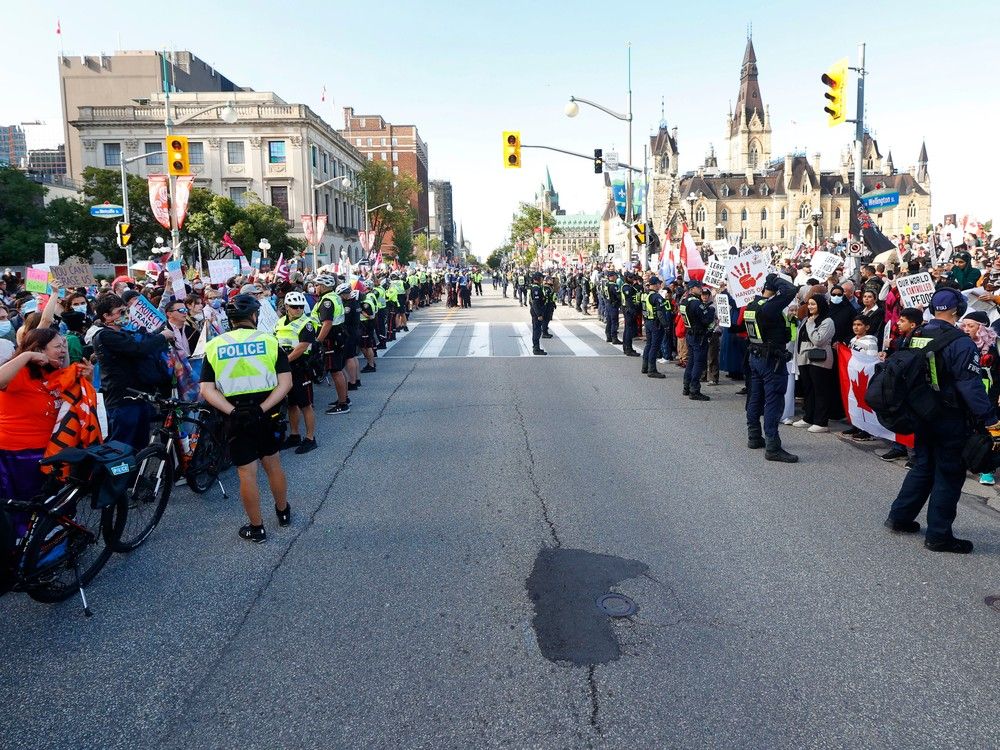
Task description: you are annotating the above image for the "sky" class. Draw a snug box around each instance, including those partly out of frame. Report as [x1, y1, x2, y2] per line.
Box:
[2, 0, 998, 259]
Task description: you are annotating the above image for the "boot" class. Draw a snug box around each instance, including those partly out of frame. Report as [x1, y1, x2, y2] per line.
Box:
[641, 363, 649, 374]
[747, 425, 765, 450]
[682, 383, 690, 396]
[647, 370, 666, 379]
[689, 392, 710, 401]
[612, 337, 623, 345]
[625, 349, 641, 357]
[765, 436, 798, 463]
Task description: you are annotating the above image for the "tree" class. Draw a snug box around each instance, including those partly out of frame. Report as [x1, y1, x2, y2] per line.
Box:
[350, 161, 420, 256]
[509, 202, 561, 247]
[0, 168, 48, 265]
[413, 233, 443, 265]
[486, 246, 511, 271]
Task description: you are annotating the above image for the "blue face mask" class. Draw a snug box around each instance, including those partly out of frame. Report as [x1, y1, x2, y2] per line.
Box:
[210, 299, 224, 310]
[0, 321, 11, 335]
[830, 295, 844, 304]
[73, 304, 88, 314]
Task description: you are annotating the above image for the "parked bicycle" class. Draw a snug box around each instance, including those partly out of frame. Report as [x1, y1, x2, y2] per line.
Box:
[0, 442, 134, 616]
[117, 389, 229, 552]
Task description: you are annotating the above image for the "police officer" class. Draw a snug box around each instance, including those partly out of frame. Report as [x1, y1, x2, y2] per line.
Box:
[620, 273, 642, 357]
[529, 272, 547, 355]
[641, 275, 670, 379]
[313, 275, 350, 415]
[541, 276, 556, 338]
[200, 294, 292, 543]
[743, 273, 798, 462]
[886, 287, 1000, 553]
[603, 270, 622, 344]
[679, 281, 715, 401]
[517, 270, 528, 306]
[275, 290, 318, 454]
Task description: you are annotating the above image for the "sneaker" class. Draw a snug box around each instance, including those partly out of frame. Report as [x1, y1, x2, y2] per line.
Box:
[780, 418, 795, 426]
[275, 503, 291, 527]
[532, 348, 547, 356]
[239, 524, 267, 544]
[842, 426, 861, 436]
[347, 382, 358, 391]
[689, 392, 710, 401]
[294, 438, 318, 455]
[850, 432, 873, 442]
[282, 434, 302, 450]
[879, 447, 908, 461]
[904, 457, 915, 469]
[792, 419, 811, 428]
[807, 425, 829, 433]
[736, 387, 748, 395]
[980, 473, 996, 486]
[707, 380, 720, 386]
[361, 364, 377, 373]
[924, 537, 974, 554]
[647, 371, 666, 379]
[325, 403, 351, 415]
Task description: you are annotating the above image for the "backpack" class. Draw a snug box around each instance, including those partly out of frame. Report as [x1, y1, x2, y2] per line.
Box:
[865, 325, 964, 433]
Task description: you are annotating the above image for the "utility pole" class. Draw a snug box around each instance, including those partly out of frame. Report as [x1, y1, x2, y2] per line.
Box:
[161, 51, 181, 261]
[625, 43, 633, 268]
[852, 43, 866, 195]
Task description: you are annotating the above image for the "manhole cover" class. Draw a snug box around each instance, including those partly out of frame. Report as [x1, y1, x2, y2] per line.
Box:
[596, 592, 637, 617]
[985, 595, 1000, 612]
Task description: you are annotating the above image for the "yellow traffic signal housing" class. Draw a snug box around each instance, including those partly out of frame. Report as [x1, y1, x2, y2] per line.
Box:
[821, 58, 849, 127]
[166, 135, 190, 175]
[116, 221, 131, 248]
[635, 222, 646, 245]
[503, 131, 521, 169]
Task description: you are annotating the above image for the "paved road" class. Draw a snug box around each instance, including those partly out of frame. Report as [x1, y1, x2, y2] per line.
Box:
[4, 286, 1000, 749]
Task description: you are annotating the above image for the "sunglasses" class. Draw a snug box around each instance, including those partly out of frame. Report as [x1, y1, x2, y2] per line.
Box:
[170, 307, 189, 314]
[286, 304, 304, 309]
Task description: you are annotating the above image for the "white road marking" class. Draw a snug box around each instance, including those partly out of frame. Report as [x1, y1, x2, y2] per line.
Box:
[549, 322, 599, 356]
[467, 322, 491, 357]
[416, 322, 456, 358]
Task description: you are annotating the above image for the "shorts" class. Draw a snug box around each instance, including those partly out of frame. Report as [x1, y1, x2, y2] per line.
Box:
[323, 337, 346, 372]
[360, 321, 376, 349]
[288, 369, 314, 408]
[343, 337, 359, 359]
[227, 408, 284, 467]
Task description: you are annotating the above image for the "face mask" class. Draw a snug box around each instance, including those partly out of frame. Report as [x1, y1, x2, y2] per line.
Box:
[73, 304, 88, 314]
[830, 296, 844, 305]
[210, 299, 223, 310]
[0, 321, 10, 335]
[194, 311, 204, 321]
[307, 286, 316, 294]
[194, 284, 205, 291]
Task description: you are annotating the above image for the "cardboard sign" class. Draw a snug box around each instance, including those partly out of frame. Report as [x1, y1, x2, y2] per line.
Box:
[725, 253, 768, 307]
[810, 250, 842, 280]
[25, 267, 49, 294]
[50, 264, 96, 289]
[717, 293, 732, 328]
[208, 259, 240, 286]
[128, 295, 167, 333]
[256, 297, 279, 333]
[702, 257, 728, 289]
[44, 242, 59, 266]
[895, 272, 935, 309]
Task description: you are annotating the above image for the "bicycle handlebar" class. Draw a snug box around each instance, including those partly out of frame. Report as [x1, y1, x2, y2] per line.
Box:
[125, 388, 209, 411]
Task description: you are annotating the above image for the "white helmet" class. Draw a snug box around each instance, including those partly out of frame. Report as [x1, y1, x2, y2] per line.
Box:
[315, 274, 338, 288]
[284, 291, 307, 307]
[349, 289, 359, 299]
[335, 282, 352, 295]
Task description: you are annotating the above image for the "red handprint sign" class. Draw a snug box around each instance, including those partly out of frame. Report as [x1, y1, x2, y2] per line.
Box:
[730, 261, 762, 290]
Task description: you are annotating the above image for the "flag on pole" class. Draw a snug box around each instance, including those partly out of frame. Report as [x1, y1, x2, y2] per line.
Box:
[56, 19, 61, 35]
[320, 85, 327, 102]
[660, 229, 676, 283]
[680, 223, 705, 281]
[274, 253, 289, 282]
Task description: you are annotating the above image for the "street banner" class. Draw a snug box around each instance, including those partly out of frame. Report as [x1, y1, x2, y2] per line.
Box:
[44, 242, 59, 266]
[301, 214, 316, 245]
[895, 272, 935, 308]
[315, 215, 327, 240]
[717, 293, 732, 327]
[173, 176, 194, 229]
[26, 267, 49, 294]
[128, 294, 167, 333]
[680, 223, 705, 281]
[725, 253, 768, 307]
[702, 257, 727, 289]
[50, 263, 96, 288]
[810, 250, 842, 279]
[836, 344, 913, 447]
[208, 259, 239, 285]
[611, 172, 626, 220]
[148, 174, 171, 229]
[256, 298, 279, 333]
[359, 230, 375, 253]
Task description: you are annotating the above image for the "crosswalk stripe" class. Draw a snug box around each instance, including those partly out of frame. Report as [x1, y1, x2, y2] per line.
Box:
[467, 322, 490, 357]
[549, 322, 598, 356]
[512, 322, 533, 356]
[382, 322, 419, 353]
[580, 321, 610, 342]
[415, 322, 456, 358]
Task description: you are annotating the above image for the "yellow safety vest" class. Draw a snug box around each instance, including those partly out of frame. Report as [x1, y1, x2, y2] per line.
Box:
[317, 291, 344, 326]
[204, 327, 279, 397]
[743, 299, 766, 344]
[275, 314, 312, 350]
[642, 292, 656, 320]
[373, 285, 387, 310]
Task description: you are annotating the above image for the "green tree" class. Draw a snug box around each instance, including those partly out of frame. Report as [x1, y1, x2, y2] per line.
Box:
[413, 233, 443, 265]
[0, 168, 48, 265]
[180, 191, 305, 264]
[486, 246, 511, 271]
[394, 231, 415, 266]
[350, 161, 420, 256]
[509, 202, 561, 247]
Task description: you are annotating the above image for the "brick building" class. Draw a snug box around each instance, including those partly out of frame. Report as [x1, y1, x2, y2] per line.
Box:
[338, 107, 429, 230]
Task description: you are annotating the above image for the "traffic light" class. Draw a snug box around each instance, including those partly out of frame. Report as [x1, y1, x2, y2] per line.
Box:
[166, 135, 190, 175]
[635, 222, 646, 245]
[116, 221, 131, 248]
[594, 148, 603, 174]
[821, 58, 849, 127]
[503, 131, 521, 169]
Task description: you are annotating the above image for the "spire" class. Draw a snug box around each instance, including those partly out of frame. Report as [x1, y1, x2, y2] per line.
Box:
[731, 36, 763, 137]
[659, 96, 667, 129]
[918, 139, 928, 164]
[459, 223, 465, 248]
[885, 150, 894, 174]
[545, 165, 554, 193]
[917, 139, 929, 182]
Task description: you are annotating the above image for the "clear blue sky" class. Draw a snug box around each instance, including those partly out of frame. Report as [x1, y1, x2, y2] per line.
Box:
[2, 0, 996, 257]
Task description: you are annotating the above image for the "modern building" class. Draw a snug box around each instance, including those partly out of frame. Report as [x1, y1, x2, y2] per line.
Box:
[58, 50, 243, 181]
[0, 125, 28, 167]
[429, 180, 455, 251]
[649, 37, 931, 246]
[26, 145, 66, 176]
[68, 91, 367, 263]
[338, 107, 429, 230]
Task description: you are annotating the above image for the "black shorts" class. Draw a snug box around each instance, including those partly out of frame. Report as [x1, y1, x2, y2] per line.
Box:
[227, 408, 284, 467]
[360, 321, 376, 348]
[343, 338, 359, 359]
[288, 369, 314, 408]
[323, 338, 346, 372]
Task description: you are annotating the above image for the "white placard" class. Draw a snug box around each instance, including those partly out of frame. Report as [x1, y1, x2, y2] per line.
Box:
[256, 297, 279, 333]
[208, 259, 240, 285]
[895, 272, 935, 309]
[717, 293, 732, 328]
[702, 257, 728, 289]
[810, 250, 842, 279]
[725, 253, 769, 307]
[44, 242, 59, 266]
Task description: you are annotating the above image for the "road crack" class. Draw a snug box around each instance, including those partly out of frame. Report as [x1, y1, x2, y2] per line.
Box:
[512, 401, 561, 548]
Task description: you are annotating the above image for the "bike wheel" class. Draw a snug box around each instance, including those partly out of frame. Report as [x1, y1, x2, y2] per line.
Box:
[112, 443, 173, 552]
[185, 423, 224, 494]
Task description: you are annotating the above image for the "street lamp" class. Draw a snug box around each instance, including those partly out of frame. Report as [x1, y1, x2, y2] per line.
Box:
[811, 209, 823, 252]
[118, 148, 165, 270]
[306, 174, 344, 273]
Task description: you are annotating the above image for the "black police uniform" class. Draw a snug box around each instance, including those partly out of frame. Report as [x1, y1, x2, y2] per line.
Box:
[680, 291, 715, 397]
[621, 279, 641, 355]
[529, 281, 546, 353]
[641, 288, 670, 376]
[542, 283, 556, 337]
[603, 276, 621, 343]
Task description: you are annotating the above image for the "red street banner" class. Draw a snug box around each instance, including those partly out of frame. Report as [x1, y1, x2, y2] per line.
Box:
[835, 343, 914, 448]
[148, 174, 170, 229]
[173, 175, 194, 229]
[359, 230, 375, 253]
[301, 214, 316, 245]
[315, 215, 327, 241]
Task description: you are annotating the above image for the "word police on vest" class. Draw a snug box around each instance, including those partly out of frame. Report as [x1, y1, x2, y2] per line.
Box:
[217, 341, 268, 359]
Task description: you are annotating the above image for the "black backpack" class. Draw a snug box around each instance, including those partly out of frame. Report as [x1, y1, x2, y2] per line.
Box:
[865, 325, 964, 433]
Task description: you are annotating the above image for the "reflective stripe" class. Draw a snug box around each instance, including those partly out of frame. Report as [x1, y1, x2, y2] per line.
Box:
[743, 302, 764, 344]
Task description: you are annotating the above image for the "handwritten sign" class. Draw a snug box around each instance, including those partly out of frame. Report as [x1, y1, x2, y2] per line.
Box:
[208, 259, 240, 286]
[50, 264, 96, 289]
[717, 293, 732, 327]
[25, 267, 50, 294]
[702, 257, 728, 289]
[810, 250, 842, 280]
[250, 250, 262, 270]
[895, 272, 935, 309]
[725, 253, 768, 307]
[128, 295, 167, 333]
[256, 297, 279, 333]
[44, 242, 59, 266]
[166, 260, 186, 301]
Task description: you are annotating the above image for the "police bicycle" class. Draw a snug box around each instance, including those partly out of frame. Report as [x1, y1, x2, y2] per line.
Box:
[118, 388, 230, 551]
[0, 443, 133, 616]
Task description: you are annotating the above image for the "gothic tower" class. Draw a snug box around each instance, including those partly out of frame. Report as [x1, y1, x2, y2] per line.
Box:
[726, 36, 771, 174]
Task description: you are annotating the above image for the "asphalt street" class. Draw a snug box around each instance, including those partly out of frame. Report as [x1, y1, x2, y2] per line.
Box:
[4, 285, 1000, 749]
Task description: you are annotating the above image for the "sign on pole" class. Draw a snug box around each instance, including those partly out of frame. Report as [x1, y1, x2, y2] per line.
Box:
[702, 257, 727, 289]
[716, 293, 732, 327]
[89, 203, 125, 219]
[604, 151, 619, 171]
[725, 253, 768, 307]
[895, 272, 935, 308]
[860, 189, 900, 211]
[208, 259, 240, 286]
[810, 250, 842, 279]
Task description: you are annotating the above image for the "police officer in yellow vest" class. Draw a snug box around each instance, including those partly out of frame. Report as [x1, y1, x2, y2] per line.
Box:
[275, 290, 318, 455]
[200, 294, 292, 544]
[372, 278, 388, 349]
[313, 274, 350, 415]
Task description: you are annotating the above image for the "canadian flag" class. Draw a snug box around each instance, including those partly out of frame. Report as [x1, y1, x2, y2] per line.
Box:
[836, 344, 914, 447]
[659, 229, 676, 283]
[680, 223, 705, 281]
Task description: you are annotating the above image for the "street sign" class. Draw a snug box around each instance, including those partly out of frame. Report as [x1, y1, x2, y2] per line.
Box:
[607, 244, 615, 255]
[860, 190, 899, 211]
[605, 151, 619, 171]
[90, 203, 125, 218]
[848, 241, 863, 256]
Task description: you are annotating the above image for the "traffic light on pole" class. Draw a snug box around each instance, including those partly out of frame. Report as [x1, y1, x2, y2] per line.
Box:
[635, 222, 646, 245]
[594, 148, 603, 174]
[166, 135, 190, 175]
[503, 131, 521, 169]
[821, 58, 848, 127]
[116, 221, 131, 248]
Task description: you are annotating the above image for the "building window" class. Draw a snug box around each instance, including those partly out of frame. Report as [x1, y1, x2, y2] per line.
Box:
[834, 207, 842, 220]
[392, 137, 398, 146]
[762, 227, 768, 239]
[834, 183, 844, 195]
[780, 226, 786, 239]
[322, 152, 328, 174]
[749, 143, 759, 169]
[229, 186, 248, 207]
[381, 137, 387, 146]
[227, 141, 245, 164]
[355, 138, 361, 146]
[760, 184, 769, 196]
[780, 207, 786, 220]
[325, 193, 331, 222]
[392, 166, 399, 175]
[144, 142, 163, 166]
[741, 208, 748, 221]
[740, 184, 750, 197]
[799, 203, 811, 220]
[760, 208, 768, 221]
[189, 141, 205, 165]
[103, 142, 121, 167]
[367, 153, 373, 161]
[311, 145, 318, 168]
[695, 206, 706, 223]
[907, 201, 917, 219]
[392, 151, 398, 161]
[268, 140, 286, 164]
[269, 186, 289, 219]
[366, 137, 372, 146]
[380, 152, 387, 160]
[720, 209, 729, 222]
[360, 118, 365, 127]
[721, 184, 729, 197]
[741, 227, 748, 239]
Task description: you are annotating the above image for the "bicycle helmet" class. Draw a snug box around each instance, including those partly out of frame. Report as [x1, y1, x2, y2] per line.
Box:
[284, 291, 307, 307]
[335, 282, 352, 295]
[349, 289, 359, 299]
[315, 274, 338, 288]
[226, 293, 261, 321]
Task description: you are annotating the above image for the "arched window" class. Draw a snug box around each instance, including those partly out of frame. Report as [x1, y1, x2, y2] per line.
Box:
[760, 184, 769, 196]
[762, 227, 768, 239]
[740, 184, 750, 197]
[696, 206, 706, 223]
[749, 142, 759, 169]
[700, 227, 705, 240]
[907, 201, 918, 219]
[834, 183, 844, 195]
[721, 184, 730, 197]
[834, 207, 841, 220]
[780, 226, 786, 239]
[780, 207, 786, 220]
[760, 208, 768, 221]
[799, 203, 811, 220]
[720, 209, 729, 222]
[866, 158, 873, 170]
[740, 208, 748, 221]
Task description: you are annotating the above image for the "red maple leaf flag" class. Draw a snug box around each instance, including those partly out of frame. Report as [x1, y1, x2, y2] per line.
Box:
[836, 344, 913, 448]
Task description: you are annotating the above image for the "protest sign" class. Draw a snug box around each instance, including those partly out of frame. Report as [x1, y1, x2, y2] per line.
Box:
[44, 243, 59, 266]
[129, 295, 167, 332]
[810, 250, 842, 279]
[166, 260, 186, 300]
[702, 257, 728, 289]
[716, 293, 732, 327]
[208, 259, 239, 285]
[25, 267, 49, 294]
[725, 253, 768, 307]
[895, 272, 935, 309]
[250, 250, 262, 270]
[256, 297, 279, 333]
[50, 263, 96, 288]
